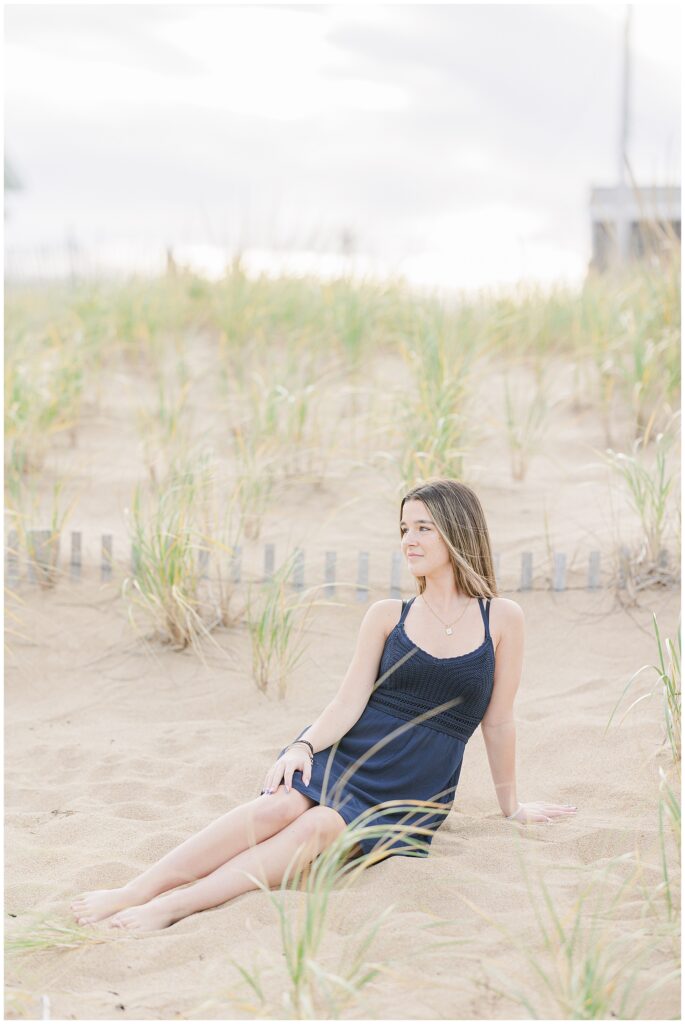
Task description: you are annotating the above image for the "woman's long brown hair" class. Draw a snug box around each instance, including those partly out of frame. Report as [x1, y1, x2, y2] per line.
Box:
[400, 478, 499, 598]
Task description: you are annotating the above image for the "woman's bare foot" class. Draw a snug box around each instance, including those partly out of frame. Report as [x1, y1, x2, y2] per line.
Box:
[107, 892, 187, 932]
[71, 884, 149, 925]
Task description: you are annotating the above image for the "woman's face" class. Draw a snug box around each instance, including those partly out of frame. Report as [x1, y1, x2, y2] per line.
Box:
[400, 499, 451, 577]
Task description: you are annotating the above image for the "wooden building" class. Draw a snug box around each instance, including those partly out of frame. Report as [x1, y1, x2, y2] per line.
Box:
[589, 185, 680, 271]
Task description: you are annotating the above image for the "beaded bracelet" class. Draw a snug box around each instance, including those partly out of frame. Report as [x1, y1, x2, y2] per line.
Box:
[286, 739, 314, 761]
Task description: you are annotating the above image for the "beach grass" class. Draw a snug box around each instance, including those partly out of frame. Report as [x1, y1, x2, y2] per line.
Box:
[6, 915, 112, 956]
[601, 413, 680, 589]
[5, 252, 680, 505]
[123, 460, 215, 651]
[502, 366, 551, 481]
[245, 550, 319, 697]
[451, 839, 680, 1020]
[605, 612, 681, 767]
[213, 803, 477, 1019]
[229, 428, 278, 543]
[136, 370, 195, 487]
[656, 766, 681, 928]
[5, 479, 76, 589]
[395, 301, 477, 488]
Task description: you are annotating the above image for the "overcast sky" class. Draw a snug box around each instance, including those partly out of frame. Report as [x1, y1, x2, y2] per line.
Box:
[4, 3, 681, 290]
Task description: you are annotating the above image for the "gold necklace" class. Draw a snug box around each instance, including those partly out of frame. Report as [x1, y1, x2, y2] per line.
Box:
[420, 593, 472, 635]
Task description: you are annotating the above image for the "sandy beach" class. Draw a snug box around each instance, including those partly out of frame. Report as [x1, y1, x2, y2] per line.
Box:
[5, 563, 680, 1019]
[5, 271, 681, 1019]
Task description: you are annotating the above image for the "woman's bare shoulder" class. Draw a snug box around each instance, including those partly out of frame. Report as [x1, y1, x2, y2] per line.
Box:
[366, 598, 405, 639]
[488, 597, 524, 647]
[489, 596, 524, 616]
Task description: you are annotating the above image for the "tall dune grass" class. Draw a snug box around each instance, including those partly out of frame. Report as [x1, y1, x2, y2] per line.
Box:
[5, 479, 76, 589]
[605, 612, 681, 767]
[214, 795, 479, 1019]
[478, 849, 680, 1019]
[196, 465, 245, 629]
[230, 427, 278, 542]
[136, 369, 194, 486]
[5, 325, 85, 482]
[123, 461, 214, 650]
[656, 767, 681, 931]
[5, 253, 679, 499]
[601, 413, 680, 589]
[502, 366, 551, 481]
[395, 302, 477, 488]
[7, 915, 111, 956]
[245, 550, 318, 698]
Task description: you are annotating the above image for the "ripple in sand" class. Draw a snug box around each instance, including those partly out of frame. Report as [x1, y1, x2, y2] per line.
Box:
[111, 803, 168, 820]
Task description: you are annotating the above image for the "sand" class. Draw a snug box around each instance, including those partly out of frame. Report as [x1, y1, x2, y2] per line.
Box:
[5, 340, 681, 1019]
[5, 576, 680, 1020]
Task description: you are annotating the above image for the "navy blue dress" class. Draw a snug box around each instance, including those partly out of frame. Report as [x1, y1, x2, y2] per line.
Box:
[277, 595, 496, 861]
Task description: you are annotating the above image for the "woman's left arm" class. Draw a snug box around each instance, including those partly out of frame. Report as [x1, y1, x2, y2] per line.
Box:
[480, 599, 577, 825]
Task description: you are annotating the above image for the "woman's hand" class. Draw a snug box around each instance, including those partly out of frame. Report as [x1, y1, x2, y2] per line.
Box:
[261, 748, 311, 795]
[506, 800, 577, 824]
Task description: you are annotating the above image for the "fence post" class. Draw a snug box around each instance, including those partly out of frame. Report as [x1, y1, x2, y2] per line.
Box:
[324, 551, 336, 599]
[198, 547, 210, 580]
[389, 550, 402, 599]
[101, 534, 113, 582]
[70, 531, 82, 581]
[6, 530, 19, 589]
[28, 529, 53, 586]
[263, 543, 275, 581]
[552, 552, 566, 591]
[357, 551, 369, 603]
[293, 547, 304, 592]
[230, 545, 242, 584]
[520, 552, 533, 591]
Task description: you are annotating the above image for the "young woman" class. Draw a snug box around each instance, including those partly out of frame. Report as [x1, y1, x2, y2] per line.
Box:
[71, 479, 576, 932]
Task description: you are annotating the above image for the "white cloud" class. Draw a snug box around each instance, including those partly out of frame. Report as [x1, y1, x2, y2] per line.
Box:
[4, 3, 680, 290]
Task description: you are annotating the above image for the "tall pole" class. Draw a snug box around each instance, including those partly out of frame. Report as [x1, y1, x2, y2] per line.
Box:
[616, 5, 633, 265]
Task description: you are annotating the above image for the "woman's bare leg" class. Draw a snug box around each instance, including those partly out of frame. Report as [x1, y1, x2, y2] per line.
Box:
[107, 804, 348, 932]
[71, 787, 316, 924]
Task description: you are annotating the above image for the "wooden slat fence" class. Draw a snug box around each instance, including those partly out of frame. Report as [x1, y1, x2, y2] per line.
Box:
[5, 530, 672, 594]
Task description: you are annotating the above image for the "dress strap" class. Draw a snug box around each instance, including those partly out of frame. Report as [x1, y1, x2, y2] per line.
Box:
[399, 596, 416, 625]
[477, 596, 491, 640]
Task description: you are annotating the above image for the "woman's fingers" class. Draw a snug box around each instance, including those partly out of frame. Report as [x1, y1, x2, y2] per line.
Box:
[512, 801, 578, 824]
[537, 804, 577, 823]
[261, 755, 289, 794]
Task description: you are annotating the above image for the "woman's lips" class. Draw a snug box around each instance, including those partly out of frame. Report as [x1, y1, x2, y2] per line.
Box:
[408, 554, 422, 558]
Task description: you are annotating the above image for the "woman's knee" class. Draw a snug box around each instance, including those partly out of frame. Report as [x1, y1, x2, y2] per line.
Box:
[299, 804, 348, 844]
[257, 786, 315, 827]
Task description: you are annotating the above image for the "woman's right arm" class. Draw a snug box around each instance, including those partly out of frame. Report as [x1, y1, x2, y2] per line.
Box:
[289, 599, 399, 755]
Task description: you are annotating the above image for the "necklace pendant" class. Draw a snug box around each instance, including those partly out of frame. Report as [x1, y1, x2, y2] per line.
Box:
[445, 626, 453, 636]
